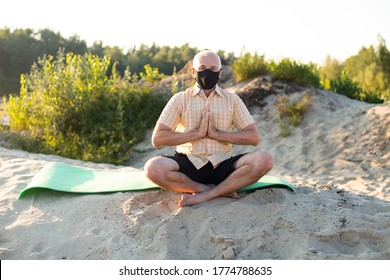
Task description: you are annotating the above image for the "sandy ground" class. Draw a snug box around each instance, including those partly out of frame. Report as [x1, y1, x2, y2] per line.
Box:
[1, 83, 389, 260]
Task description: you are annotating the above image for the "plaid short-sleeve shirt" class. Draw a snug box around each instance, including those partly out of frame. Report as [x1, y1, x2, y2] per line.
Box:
[157, 84, 255, 169]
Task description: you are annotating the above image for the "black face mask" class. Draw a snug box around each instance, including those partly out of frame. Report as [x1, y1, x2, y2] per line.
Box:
[194, 69, 221, 90]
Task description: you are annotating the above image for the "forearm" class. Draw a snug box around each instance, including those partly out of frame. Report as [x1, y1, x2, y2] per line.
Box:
[152, 128, 202, 147]
[212, 130, 259, 145]
[209, 124, 260, 146]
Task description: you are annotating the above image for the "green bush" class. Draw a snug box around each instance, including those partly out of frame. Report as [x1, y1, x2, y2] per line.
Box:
[5, 51, 168, 164]
[274, 94, 313, 137]
[231, 52, 268, 81]
[139, 64, 165, 83]
[268, 58, 321, 88]
[329, 72, 361, 99]
[329, 72, 383, 103]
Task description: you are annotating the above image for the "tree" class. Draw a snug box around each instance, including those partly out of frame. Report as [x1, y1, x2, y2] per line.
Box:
[343, 38, 390, 101]
[0, 27, 91, 95]
[104, 45, 128, 75]
[319, 55, 343, 82]
[0, 28, 40, 94]
[63, 34, 88, 54]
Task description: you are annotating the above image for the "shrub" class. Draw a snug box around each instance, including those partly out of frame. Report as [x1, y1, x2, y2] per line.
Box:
[329, 72, 361, 99]
[329, 72, 383, 103]
[139, 64, 165, 83]
[5, 51, 168, 164]
[231, 52, 268, 81]
[274, 94, 313, 137]
[268, 58, 321, 88]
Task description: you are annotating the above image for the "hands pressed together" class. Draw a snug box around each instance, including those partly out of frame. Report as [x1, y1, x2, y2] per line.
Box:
[197, 104, 219, 140]
[152, 101, 259, 148]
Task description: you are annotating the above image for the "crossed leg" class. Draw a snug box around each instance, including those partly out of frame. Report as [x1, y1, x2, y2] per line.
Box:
[144, 156, 210, 193]
[179, 151, 273, 207]
[144, 151, 273, 207]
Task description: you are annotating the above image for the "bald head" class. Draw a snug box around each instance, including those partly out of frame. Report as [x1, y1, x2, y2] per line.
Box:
[192, 50, 222, 71]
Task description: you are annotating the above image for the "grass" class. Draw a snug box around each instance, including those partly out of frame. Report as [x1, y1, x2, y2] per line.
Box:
[274, 93, 313, 137]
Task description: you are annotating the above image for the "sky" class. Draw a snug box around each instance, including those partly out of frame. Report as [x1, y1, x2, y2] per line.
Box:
[1, 0, 389, 65]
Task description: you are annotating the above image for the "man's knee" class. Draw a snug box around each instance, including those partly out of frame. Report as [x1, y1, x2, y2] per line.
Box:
[253, 151, 273, 174]
[144, 157, 178, 182]
[144, 157, 163, 181]
[261, 152, 274, 171]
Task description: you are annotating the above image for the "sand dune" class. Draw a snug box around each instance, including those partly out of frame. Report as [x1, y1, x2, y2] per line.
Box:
[1, 79, 389, 260]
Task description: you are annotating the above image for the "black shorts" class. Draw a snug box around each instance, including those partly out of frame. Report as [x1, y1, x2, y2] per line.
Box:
[164, 152, 245, 185]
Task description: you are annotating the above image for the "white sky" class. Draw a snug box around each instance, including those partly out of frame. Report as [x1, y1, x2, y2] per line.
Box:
[1, 0, 389, 65]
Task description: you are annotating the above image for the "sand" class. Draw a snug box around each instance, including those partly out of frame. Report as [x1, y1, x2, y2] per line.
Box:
[1, 81, 389, 260]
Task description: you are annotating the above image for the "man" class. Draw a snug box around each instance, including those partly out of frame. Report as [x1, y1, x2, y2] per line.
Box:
[144, 50, 273, 207]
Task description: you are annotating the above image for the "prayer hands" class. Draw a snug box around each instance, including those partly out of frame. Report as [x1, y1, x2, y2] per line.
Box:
[198, 104, 218, 139]
[198, 105, 209, 138]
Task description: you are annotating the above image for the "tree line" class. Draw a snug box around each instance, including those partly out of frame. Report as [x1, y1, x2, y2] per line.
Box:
[0, 27, 234, 96]
[0, 27, 389, 102]
[320, 35, 390, 102]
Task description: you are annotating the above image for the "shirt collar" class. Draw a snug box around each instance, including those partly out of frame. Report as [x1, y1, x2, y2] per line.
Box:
[191, 83, 224, 97]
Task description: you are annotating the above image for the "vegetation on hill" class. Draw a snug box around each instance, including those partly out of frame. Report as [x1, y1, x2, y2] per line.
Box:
[231, 43, 388, 104]
[231, 52, 320, 88]
[3, 51, 168, 164]
[274, 94, 313, 137]
[319, 36, 389, 103]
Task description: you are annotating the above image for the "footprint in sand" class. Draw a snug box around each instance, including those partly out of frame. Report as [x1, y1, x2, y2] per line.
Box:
[122, 191, 178, 224]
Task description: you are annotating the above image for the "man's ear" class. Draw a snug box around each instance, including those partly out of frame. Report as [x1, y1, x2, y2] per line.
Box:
[219, 70, 223, 78]
[191, 68, 196, 78]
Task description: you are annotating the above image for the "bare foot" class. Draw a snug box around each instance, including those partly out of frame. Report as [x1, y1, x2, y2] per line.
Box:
[179, 193, 209, 207]
[227, 191, 240, 199]
[179, 191, 240, 207]
[179, 193, 201, 207]
[207, 184, 239, 199]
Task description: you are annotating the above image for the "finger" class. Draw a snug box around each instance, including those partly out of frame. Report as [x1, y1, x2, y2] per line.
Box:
[203, 103, 209, 112]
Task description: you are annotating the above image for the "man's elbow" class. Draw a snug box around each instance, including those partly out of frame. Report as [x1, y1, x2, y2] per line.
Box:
[249, 127, 260, 146]
[251, 129, 261, 146]
[245, 124, 260, 146]
[151, 137, 162, 148]
[252, 136, 260, 146]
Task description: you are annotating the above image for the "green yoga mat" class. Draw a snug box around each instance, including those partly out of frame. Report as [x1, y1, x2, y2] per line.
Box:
[18, 162, 296, 199]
